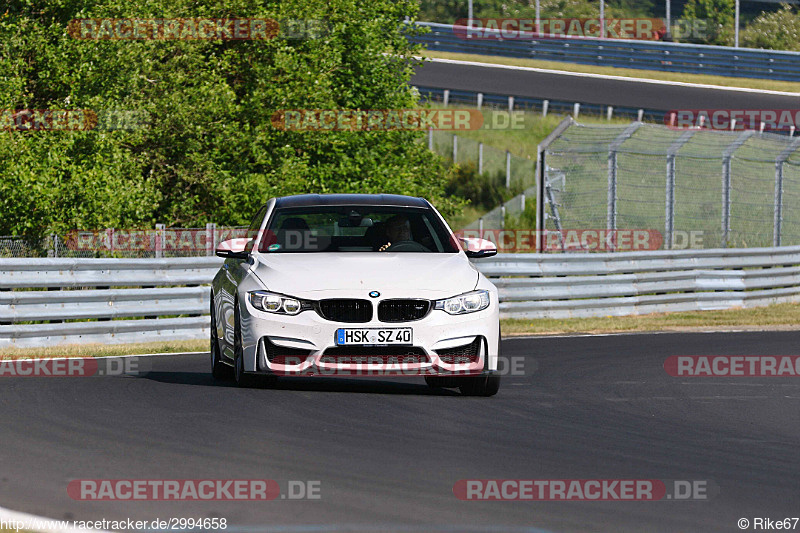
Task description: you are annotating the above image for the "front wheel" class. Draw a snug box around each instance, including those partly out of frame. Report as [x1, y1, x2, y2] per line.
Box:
[210, 293, 232, 381]
[233, 300, 257, 388]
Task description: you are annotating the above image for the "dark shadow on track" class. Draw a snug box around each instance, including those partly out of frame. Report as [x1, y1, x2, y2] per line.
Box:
[140, 371, 462, 395]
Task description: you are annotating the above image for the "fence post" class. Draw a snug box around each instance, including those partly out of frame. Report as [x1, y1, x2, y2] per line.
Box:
[775, 162, 785, 247]
[427, 127, 433, 151]
[155, 223, 165, 258]
[542, 100, 549, 117]
[721, 131, 754, 247]
[573, 103, 580, 119]
[505, 150, 511, 188]
[206, 223, 217, 256]
[665, 130, 695, 249]
[477, 92, 483, 109]
[453, 134, 458, 164]
[443, 89, 450, 107]
[508, 96, 514, 112]
[608, 122, 643, 238]
[606, 106, 613, 121]
[501, 205, 506, 229]
[774, 137, 800, 246]
[478, 142, 484, 174]
[536, 116, 573, 252]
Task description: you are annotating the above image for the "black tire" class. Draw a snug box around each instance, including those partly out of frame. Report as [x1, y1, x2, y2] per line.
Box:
[233, 300, 257, 388]
[210, 293, 232, 381]
[424, 376, 445, 388]
[459, 374, 501, 397]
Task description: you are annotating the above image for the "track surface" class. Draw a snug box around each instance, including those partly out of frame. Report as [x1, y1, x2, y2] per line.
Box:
[411, 59, 800, 111]
[2, 331, 800, 532]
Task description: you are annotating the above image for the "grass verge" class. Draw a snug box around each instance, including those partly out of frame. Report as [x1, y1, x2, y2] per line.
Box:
[0, 339, 207, 360]
[422, 50, 800, 94]
[502, 302, 800, 336]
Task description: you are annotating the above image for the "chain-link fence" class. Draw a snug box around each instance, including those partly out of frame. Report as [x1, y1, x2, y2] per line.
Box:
[0, 225, 248, 258]
[542, 120, 800, 250]
[429, 130, 536, 192]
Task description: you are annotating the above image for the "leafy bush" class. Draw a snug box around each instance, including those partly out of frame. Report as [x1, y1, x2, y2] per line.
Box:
[741, 3, 800, 51]
[445, 162, 518, 212]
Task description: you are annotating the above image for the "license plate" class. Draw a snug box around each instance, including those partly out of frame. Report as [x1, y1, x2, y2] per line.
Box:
[336, 328, 413, 346]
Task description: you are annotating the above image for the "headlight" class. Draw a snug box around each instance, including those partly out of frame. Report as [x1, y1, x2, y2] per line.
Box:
[249, 291, 313, 315]
[434, 290, 490, 315]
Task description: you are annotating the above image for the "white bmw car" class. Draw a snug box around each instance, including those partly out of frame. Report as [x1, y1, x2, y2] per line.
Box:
[210, 194, 501, 396]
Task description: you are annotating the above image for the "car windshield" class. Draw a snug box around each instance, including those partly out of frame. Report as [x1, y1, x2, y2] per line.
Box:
[258, 205, 460, 253]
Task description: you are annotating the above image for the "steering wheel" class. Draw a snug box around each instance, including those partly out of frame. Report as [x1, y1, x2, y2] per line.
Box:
[385, 240, 429, 252]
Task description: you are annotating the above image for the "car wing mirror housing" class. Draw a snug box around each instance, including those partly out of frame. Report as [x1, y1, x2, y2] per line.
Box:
[215, 238, 252, 259]
[460, 237, 498, 258]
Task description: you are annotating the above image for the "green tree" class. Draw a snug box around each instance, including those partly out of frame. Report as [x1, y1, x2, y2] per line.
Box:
[0, 0, 460, 238]
[418, 0, 654, 24]
[681, 0, 735, 45]
[741, 4, 800, 51]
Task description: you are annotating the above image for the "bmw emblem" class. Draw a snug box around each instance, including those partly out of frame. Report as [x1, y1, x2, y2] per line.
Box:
[369, 291, 380, 298]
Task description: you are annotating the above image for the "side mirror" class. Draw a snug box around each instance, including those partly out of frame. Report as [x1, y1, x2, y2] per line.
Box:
[215, 238, 251, 259]
[460, 237, 497, 259]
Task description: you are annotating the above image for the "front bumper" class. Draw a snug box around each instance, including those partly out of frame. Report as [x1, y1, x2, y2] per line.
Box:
[238, 293, 500, 376]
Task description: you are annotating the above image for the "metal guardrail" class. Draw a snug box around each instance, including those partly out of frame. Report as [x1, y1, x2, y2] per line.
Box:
[0, 258, 222, 348]
[415, 85, 666, 124]
[412, 22, 800, 82]
[2, 248, 800, 346]
[484, 246, 800, 318]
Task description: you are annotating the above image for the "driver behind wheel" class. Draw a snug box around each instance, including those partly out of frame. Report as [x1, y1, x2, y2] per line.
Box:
[379, 215, 412, 251]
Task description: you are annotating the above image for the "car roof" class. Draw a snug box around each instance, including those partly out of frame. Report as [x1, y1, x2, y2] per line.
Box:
[273, 194, 429, 209]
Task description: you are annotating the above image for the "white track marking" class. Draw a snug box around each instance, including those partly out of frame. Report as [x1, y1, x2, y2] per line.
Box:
[417, 56, 800, 96]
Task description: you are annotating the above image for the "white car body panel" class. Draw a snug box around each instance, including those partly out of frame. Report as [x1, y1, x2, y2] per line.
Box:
[211, 194, 500, 388]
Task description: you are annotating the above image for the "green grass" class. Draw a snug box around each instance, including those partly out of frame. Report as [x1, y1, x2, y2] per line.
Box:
[426, 104, 630, 159]
[0, 339, 208, 360]
[502, 302, 800, 335]
[423, 50, 800, 94]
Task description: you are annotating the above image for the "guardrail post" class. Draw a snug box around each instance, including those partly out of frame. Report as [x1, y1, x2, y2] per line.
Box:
[773, 137, 800, 246]
[721, 131, 754, 247]
[478, 142, 484, 174]
[443, 89, 450, 107]
[637, 109, 644, 121]
[573, 103, 580, 119]
[508, 96, 514, 112]
[155, 224, 166, 258]
[606, 106, 613, 121]
[542, 100, 549, 117]
[206, 223, 217, 256]
[477, 92, 483, 109]
[665, 130, 696, 249]
[505, 150, 511, 188]
[453, 134, 458, 163]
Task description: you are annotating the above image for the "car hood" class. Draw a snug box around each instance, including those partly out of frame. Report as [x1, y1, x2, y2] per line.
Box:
[251, 252, 478, 299]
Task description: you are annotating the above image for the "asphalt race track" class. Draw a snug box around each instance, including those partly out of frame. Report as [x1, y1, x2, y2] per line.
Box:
[2, 331, 799, 532]
[410, 59, 800, 111]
